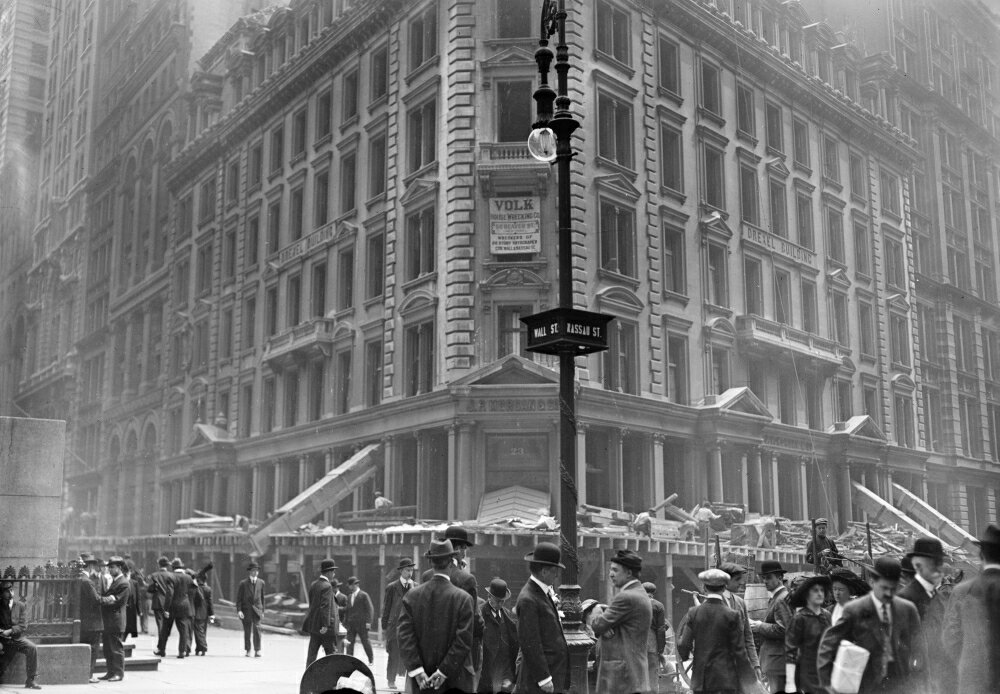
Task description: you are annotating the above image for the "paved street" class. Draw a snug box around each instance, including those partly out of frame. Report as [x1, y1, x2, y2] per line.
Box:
[1, 628, 393, 694]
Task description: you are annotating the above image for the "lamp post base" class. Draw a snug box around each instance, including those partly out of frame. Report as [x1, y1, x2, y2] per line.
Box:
[558, 583, 594, 694]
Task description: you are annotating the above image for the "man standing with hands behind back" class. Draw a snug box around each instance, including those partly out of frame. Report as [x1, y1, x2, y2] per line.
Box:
[236, 561, 266, 658]
[515, 542, 569, 694]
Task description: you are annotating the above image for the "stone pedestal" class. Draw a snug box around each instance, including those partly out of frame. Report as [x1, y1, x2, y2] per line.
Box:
[558, 583, 595, 694]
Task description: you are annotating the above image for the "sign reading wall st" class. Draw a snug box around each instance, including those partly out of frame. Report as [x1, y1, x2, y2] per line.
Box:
[521, 308, 614, 355]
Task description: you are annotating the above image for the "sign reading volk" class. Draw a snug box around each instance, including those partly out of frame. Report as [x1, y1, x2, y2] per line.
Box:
[490, 196, 541, 254]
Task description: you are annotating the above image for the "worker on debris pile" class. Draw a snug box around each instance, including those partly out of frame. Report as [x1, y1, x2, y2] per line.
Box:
[374, 491, 394, 515]
[898, 537, 955, 694]
[718, 562, 762, 682]
[693, 501, 721, 543]
[750, 560, 792, 694]
[804, 518, 843, 567]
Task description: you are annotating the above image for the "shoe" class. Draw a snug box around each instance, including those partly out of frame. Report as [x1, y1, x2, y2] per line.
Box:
[153, 650, 165, 657]
[106, 675, 123, 682]
[89, 677, 100, 684]
[387, 679, 396, 691]
[177, 654, 185, 659]
[25, 682, 42, 690]
[254, 651, 261, 658]
[97, 675, 113, 681]
[245, 650, 251, 657]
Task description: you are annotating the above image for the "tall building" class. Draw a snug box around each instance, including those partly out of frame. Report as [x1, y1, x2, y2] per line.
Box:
[0, 0, 49, 416]
[45, 0, 1000, 606]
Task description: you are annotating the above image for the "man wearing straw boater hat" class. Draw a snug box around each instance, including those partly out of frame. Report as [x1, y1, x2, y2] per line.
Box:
[515, 541, 568, 694]
[943, 523, 1000, 694]
[898, 536, 955, 694]
[817, 556, 923, 694]
[750, 560, 793, 693]
[478, 578, 518, 694]
[591, 549, 653, 694]
[397, 539, 475, 694]
[381, 557, 416, 691]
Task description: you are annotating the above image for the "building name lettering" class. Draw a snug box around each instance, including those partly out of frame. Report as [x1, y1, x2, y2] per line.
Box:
[743, 224, 816, 266]
[468, 398, 559, 413]
[276, 224, 336, 266]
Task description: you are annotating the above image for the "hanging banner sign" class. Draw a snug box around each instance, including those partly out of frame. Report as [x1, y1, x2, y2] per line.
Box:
[490, 196, 541, 254]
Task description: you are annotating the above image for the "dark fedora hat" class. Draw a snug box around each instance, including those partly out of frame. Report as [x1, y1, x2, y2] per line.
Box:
[524, 541, 565, 568]
[443, 526, 475, 548]
[425, 539, 459, 559]
[170, 558, 184, 569]
[974, 523, 1000, 548]
[610, 549, 643, 572]
[319, 558, 337, 572]
[78, 552, 98, 564]
[486, 578, 511, 599]
[907, 537, 945, 562]
[869, 556, 902, 582]
[900, 556, 916, 576]
[246, 561, 260, 571]
[759, 560, 786, 576]
[829, 568, 870, 596]
[396, 557, 415, 570]
[789, 574, 831, 608]
[107, 556, 127, 569]
[157, 556, 170, 567]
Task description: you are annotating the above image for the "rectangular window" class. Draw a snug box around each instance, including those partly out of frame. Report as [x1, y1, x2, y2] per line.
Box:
[796, 192, 814, 250]
[707, 243, 728, 307]
[497, 305, 530, 358]
[335, 349, 352, 415]
[284, 372, 299, 427]
[890, 313, 910, 365]
[774, 269, 792, 324]
[744, 256, 763, 316]
[792, 118, 809, 167]
[270, 125, 284, 174]
[859, 301, 875, 356]
[226, 160, 239, 204]
[290, 186, 305, 241]
[249, 142, 263, 189]
[342, 69, 359, 122]
[287, 274, 301, 327]
[409, 6, 438, 70]
[220, 308, 233, 359]
[311, 263, 327, 318]
[949, 247, 970, 289]
[371, 46, 388, 100]
[406, 207, 436, 280]
[854, 221, 871, 276]
[223, 229, 237, 279]
[658, 36, 679, 94]
[700, 61, 721, 115]
[193, 320, 209, 369]
[740, 164, 759, 224]
[265, 286, 278, 337]
[599, 201, 636, 277]
[308, 361, 324, 422]
[827, 207, 845, 263]
[881, 169, 900, 216]
[778, 371, 796, 424]
[364, 339, 383, 406]
[314, 170, 330, 227]
[662, 225, 685, 294]
[408, 100, 436, 173]
[369, 134, 387, 198]
[667, 335, 688, 404]
[924, 388, 941, 451]
[984, 328, 1000, 382]
[769, 180, 786, 237]
[337, 246, 354, 311]
[497, 80, 534, 143]
[660, 124, 683, 192]
[832, 291, 849, 346]
[703, 145, 725, 208]
[198, 177, 216, 223]
[603, 321, 638, 394]
[836, 380, 853, 421]
[765, 102, 783, 152]
[711, 348, 730, 394]
[267, 200, 281, 254]
[340, 152, 357, 214]
[823, 135, 840, 182]
[243, 296, 256, 348]
[960, 397, 981, 456]
[597, 93, 633, 168]
[404, 320, 435, 396]
[316, 90, 332, 140]
[918, 305, 938, 363]
[736, 84, 755, 136]
[262, 377, 275, 433]
[366, 232, 385, 299]
[885, 238, 905, 288]
[239, 383, 254, 437]
[955, 316, 975, 372]
[292, 109, 307, 157]
[596, 1, 631, 65]
[195, 244, 212, 295]
[802, 280, 818, 333]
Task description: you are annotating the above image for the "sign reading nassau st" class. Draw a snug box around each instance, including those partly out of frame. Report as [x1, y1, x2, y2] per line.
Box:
[490, 196, 541, 254]
[521, 308, 614, 355]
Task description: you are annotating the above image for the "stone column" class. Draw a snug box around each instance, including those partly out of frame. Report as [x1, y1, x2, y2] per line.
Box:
[800, 458, 810, 520]
[838, 463, 854, 529]
[748, 447, 764, 513]
[180, 477, 192, 519]
[886, 469, 895, 504]
[770, 452, 780, 517]
[707, 443, 723, 503]
[159, 483, 169, 533]
[273, 460, 285, 512]
[213, 470, 225, 512]
[324, 449, 335, 526]
[415, 432, 425, 517]
[455, 424, 474, 519]
[298, 456, 310, 493]
[612, 429, 624, 510]
[447, 423, 457, 519]
[251, 464, 262, 521]
[134, 459, 147, 533]
[576, 424, 588, 508]
[652, 435, 665, 517]
[921, 474, 929, 501]
[140, 307, 152, 389]
[740, 450, 750, 511]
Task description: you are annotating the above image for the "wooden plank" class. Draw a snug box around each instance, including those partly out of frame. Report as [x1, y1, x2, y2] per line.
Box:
[892, 483, 978, 554]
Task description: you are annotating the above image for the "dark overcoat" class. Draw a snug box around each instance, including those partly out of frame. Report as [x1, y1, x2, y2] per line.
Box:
[235, 577, 266, 621]
[514, 579, 569, 694]
[101, 573, 130, 634]
[478, 600, 518, 693]
[591, 580, 653, 694]
[897, 578, 956, 693]
[942, 567, 1000, 694]
[676, 598, 751, 692]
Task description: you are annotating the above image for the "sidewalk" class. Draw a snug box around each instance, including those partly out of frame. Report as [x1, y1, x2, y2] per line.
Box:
[0, 628, 394, 694]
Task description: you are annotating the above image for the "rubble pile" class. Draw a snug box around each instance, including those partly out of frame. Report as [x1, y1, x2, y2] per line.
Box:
[173, 510, 250, 535]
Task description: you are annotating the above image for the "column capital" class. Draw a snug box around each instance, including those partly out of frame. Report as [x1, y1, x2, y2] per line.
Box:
[576, 422, 589, 435]
[652, 433, 665, 445]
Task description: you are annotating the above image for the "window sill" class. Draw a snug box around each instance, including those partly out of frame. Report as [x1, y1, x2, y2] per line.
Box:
[363, 295, 384, 310]
[403, 161, 439, 186]
[736, 129, 758, 147]
[595, 156, 638, 180]
[402, 272, 438, 293]
[313, 133, 332, 150]
[850, 191, 867, 204]
[704, 303, 733, 318]
[883, 210, 903, 223]
[660, 186, 686, 205]
[890, 361, 912, 372]
[822, 176, 843, 193]
[597, 267, 640, 290]
[592, 49, 635, 79]
[334, 307, 355, 321]
[662, 289, 689, 306]
[697, 107, 726, 128]
[367, 94, 388, 114]
[765, 145, 785, 159]
[340, 114, 359, 133]
[267, 167, 284, 183]
[404, 56, 439, 87]
[365, 192, 387, 210]
[290, 152, 307, 167]
[657, 87, 683, 107]
[247, 181, 262, 196]
[860, 353, 877, 366]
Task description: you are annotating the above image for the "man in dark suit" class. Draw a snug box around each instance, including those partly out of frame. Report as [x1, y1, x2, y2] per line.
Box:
[302, 559, 347, 666]
[157, 558, 194, 659]
[591, 549, 653, 694]
[191, 570, 214, 656]
[382, 557, 416, 691]
[343, 576, 374, 664]
[98, 556, 131, 682]
[718, 562, 762, 680]
[236, 561, 266, 657]
[515, 541, 569, 694]
[478, 578, 518, 694]
[397, 540, 475, 694]
[818, 556, 924, 694]
[0, 580, 42, 689]
[942, 523, 1000, 694]
[897, 537, 954, 694]
[77, 553, 105, 682]
[676, 568, 754, 694]
[750, 560, 793, 693]
[643, 582, 667, 694]
[146, 555, 175, 639]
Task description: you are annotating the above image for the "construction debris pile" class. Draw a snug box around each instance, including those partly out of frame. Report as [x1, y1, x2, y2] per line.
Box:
[173, 511, 251, 535]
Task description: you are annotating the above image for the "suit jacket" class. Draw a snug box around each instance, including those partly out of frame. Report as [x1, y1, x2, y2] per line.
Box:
[755, 585, 793, 676]
[236, 577, 266, 620]
[648, 598, 667, 655]
[592, 580, 653, 694]
[397, 575, 475, 694]
[302, 577, 343, 635]
[817, 594, 924, 694]
[724, 590, 760, 668]
[100, 574, 130, 633]
[676, 598, 751, 692]
[514, 579, 569, 694]
[344, 588, 374, 628]
[192, 584, 214, 622]
[381, 578, 413, 638]
[897, 578, 955, 692]
[169, 569, 194, 619]
[146, 568, 175, 612]
[942, 567, 1000, 694]
[0, 599, 28, 639]
[479, 601, 518, 692]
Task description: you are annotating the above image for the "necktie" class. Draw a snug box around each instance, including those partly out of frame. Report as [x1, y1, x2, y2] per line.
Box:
[350, 592, 355, 607]
[880, 601, 893, 678]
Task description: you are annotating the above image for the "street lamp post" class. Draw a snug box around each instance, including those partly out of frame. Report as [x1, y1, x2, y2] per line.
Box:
[523, 2, 610, 692]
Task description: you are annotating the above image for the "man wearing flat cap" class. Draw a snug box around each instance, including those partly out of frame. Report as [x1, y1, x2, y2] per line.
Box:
[302, 559, 348, 666]
[817, 557, 923, 694]
[397, 540, 475, 693]
[805, 518, 842, 567]
[478, 578, 518, 694]
[591, 549, 653, 694]
[236, 561, 266, 658]
[718, 562, 761, 680]
[99, 556, 131, 681]
[0, 580, 42, 689]
[382, 557, 416, 690]
[943, 523, 1000, 694]
[751, 560, 793, 693]
[515, 542, 569, 694]
[677, 568, 754, 694]
[898, 537, 954, 694]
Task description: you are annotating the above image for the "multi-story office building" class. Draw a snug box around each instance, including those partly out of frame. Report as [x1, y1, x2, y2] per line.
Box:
[40, 0, 1000, 602]
[0, 0, 49, 416]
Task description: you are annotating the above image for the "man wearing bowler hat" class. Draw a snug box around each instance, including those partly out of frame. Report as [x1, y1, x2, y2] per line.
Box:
[382, 557, 416, 690]
[943, 523, 1000, 694]
[236, 561, 266, 657]
[817, 557, 923, 694]
[750, 560, 793, 693]
[478, 578, 518, 693]
[515, 542, 569, 694]
[343, 576, 374, 665]
[397, 540, 475, 693]
[76, 553, 105, 682]
[898, 536, 954, 693]
[98, 556, 131, 681]
[591, 549, 652, 694]
[302, 559, 347, 666]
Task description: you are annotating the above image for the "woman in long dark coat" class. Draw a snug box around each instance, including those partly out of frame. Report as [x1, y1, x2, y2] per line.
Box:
[784, 575, 832, 694]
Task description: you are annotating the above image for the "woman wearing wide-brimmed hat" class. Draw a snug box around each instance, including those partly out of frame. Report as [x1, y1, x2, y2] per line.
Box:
[828, 568, 869, 626]
[784, 574, 831, 693]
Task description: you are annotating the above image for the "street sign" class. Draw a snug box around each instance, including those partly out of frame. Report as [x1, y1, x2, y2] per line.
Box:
[521, 308, 614, 355]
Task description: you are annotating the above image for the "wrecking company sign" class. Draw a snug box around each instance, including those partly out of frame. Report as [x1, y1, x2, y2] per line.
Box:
[490, 196, 541, 254]
[521, 308, 614, 355]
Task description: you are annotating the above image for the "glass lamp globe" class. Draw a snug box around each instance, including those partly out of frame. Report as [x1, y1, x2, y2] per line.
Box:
[527, 127, 557, 162]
